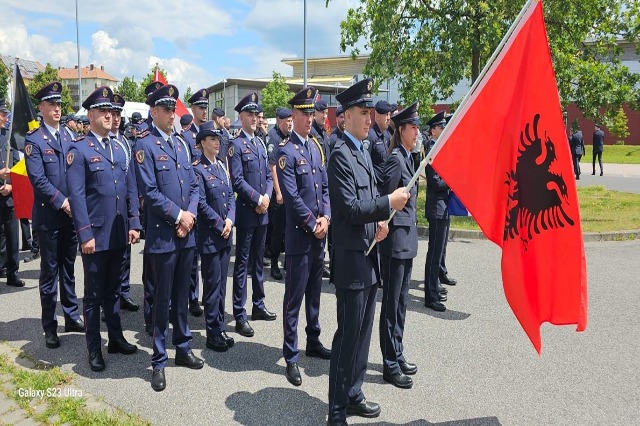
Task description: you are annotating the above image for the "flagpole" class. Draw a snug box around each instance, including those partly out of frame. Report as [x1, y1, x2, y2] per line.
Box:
[365, 0, 536, 256]
[4, 63, 17, 178]
[426, 0, 536, 163]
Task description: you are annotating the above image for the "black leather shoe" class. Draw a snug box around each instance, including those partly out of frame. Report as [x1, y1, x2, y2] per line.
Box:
[175, 351, 204, 369]
[189, 301, 203, 317]
[600, 171, 603, 176]
[64, 319, 84, 332]
[0, 269, 6, 278]
[306, 344, 331, 360]
[120, 297, 139, 311]
[399, 361, 417, 375]
[45, 331, 60, 349]
[322, 266, 331, 278]
[591, 172, 596, 175]
[23, 253, 40, 263]
[206, 335, 229, 352]
[236, 320, 254, 337]
[270, 264, 283, 280]
[383, 370, 413, 389]
[251, 306, 277, 321]
[327, 421, 348, 426]
[151, 368, 166, 392]
[285, 362, 302, 386]
[438, 285, 448, 295]
[145, 323, 153, 336]
[438, 293, 447, 302]
[221, 331, 235, 348]
[7, 278, 25, 287]
[346, 399, 381, 418]
[440, 275, 457, 286]
[425, 301, 446, 312]
[107, 338, 138, 355]
[89, 351, 105, 372]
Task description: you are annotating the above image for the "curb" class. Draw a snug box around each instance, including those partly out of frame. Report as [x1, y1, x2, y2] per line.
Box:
[417, 226, 639, 242]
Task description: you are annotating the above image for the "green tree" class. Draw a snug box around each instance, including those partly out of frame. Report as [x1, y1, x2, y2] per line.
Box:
[139, 67, 168, 100]
[329, 0, 640, 129]
[0, 63, 9, 101]
[261, 71, 294, 118]
[608, 107, 629, 144]
[183, 86, 193, 104]
[115, 76, 145, 102]
[28, 64, 74, 114]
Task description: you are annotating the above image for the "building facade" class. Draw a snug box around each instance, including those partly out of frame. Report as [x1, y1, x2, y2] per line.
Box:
[57, 64, 119, 111]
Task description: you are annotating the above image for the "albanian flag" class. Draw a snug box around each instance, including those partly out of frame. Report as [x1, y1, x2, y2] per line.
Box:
[429, 0, 588, 353]
[154, 67, 190, 119]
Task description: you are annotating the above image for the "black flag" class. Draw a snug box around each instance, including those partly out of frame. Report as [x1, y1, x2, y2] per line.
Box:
[9, 64, 39, 151]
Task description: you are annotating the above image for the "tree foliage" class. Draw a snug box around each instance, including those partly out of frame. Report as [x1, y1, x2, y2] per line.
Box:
[261, 71, 294, 118]
[139, 67, 168, 100]
[115, 76, 145, 103]
[0, 63, 9, 101]
[28, 64, 74, 114]
[329, 0, 640, 133]
[183, 86, 193, 104]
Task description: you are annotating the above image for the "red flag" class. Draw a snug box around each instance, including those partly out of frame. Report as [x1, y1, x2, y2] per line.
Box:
[10, 159, 33, 219]
[430, 1, 587, 353]
[153, 68, 190, 118]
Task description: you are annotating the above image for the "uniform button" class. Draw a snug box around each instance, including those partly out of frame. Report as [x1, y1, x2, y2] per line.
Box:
[222, 193, 225, 196]
[112, 165, 115, 170]
[114, 180, 117, 184]
[224, 204, 227, 208]
[156, 224, 160, 228]
[178, 164, 181, 169]
[180, 180, 183, 185]
[116, 196, 120, 200]
[315, 184, 318, 188]
[182, 197, 186, 202]
[313, 169, 316, 174]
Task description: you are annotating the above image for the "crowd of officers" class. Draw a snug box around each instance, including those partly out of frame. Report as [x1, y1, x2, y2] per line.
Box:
[0, 76, 459, 424]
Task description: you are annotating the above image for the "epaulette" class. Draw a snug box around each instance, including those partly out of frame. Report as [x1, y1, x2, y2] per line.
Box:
[192, 159, 201, 166]
[392, 148, 400, 154]
[175, 133, 187, 142]
[73, 135, 86, 142]
[27, 127, 38, 135]
[279, 137, 289, 147]
[137, 128, 150, 139]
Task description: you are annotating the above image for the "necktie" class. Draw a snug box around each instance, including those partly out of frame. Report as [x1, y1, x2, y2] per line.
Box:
[102, 138, 113, 162]
[361, 144, 368, 167]
[54, 131, 61, 148]
[166, 137, 174, 149]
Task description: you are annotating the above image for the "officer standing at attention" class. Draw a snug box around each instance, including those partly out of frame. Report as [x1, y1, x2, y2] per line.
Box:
[0, 99, 25, 288]
[24, 83, 83, 349]
[379, 102, 421, 390]
[66, 87, 141, 372]
[182, 89, 211, 317]
[329, 105, 345, 152]
[266, 107, 292, 281]
[109, 93, 139, 312]
[135, 84, 203, 391]
[276, 88, 332, 387]
[193, 122, 236, 352]
[211, 107, 231, 159]
[228, 92, 277, 338]
[327, 78, 409, 425]
[368, 100, 395, 191]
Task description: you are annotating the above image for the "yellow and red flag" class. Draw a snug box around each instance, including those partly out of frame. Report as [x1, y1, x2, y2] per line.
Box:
[429, 1, 587, 353]
[10, 158, 33, 219]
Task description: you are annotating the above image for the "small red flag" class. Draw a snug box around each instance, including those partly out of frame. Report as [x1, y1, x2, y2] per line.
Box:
[153, 68, 190, 119]
[430, 1, 587, 353]
[10, 159, 34, 220]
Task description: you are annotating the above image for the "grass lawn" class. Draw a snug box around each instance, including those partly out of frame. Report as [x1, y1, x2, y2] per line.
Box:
[416, 184, 640, 233]
[0, 353, 148, 426]
[580, 145, 640, 164]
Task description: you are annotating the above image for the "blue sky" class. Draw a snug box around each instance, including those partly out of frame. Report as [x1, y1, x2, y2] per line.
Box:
[1, 0, 358, 92]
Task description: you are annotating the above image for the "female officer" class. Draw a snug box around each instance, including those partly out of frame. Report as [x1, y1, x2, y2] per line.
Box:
[379, 101, 420, 389]
[194, 121, 236, 352]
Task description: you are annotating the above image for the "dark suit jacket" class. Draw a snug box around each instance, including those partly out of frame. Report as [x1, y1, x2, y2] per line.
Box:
[328, 133, 391, 290]
[0, 129, 21, 208]
[379, 147, 418, 260]
[593, 130, 604, 153]
[570, 131, 585, 156]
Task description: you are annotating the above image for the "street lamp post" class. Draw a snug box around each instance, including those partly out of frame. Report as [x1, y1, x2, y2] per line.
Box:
[303, 0, 307, 87]
[75, 0, 81, 110]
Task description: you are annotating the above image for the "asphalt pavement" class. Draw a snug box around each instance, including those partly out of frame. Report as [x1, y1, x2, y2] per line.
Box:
[576, 162, 640, 193]
[1, 234, 638, 425]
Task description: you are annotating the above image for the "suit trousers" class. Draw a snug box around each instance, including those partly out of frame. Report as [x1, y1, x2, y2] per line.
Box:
[328, 284, 378, 423]
[119, 244, 132, 299]
[592, 151, 603, 173]
[282, 247, 323, 363]
[269, 203, 286, 262]
[232, 225, 267, 321]
[149, 248, 195, 369]
[425, 218, 448, 303]
[201, 247, 231, 337]
[81, 247, 126, 353]
[36, 227, 80, 333]
[380, 256, 412, 374]
[0, 205, 19, 279]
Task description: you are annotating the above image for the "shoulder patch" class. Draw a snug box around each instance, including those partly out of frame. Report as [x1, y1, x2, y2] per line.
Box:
[25, 144, 33, 156]
[267, 144, 274, 154]
[227, 146, 234, 157]
[278, 155, 287, 170]
[66, 152, 74, 166]
[73, 135, 86, 143]
[279, 138, 289, 147]
[136, 149, 144, 164]
[138, 128, 150, 139]
[192, 159, 201, 166]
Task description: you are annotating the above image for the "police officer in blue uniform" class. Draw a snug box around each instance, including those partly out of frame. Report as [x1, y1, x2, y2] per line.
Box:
[329, 105, 345, 152]
[193, 122, 236, 352]
[66, 86, 141, 372]
[109, 93, 139, 312]
[24, 83, 83, 349]
[327, 78, 409, 425]
[182, 88, 210, 317]
[368, 100, 395, 192]
[135, 84, 204, 392]
[228, 92, 277, 338]
[424, 111, 452, 312]
[266, 107, 292, 280]
[379, 102, 421, 390]
[276, 88, 332, 387]
[211, 107, 231, 159]
[0, 99, 24, 288]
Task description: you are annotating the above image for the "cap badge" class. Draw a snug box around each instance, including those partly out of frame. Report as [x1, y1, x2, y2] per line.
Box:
[102, 88, 108, 97]
[251, 93, 256, 102]
[306, 89, 312, 98]
[202, 90, 206, 97]
[367, 81, 372, 91]
[114, 95, 120, 103]
[52, 83, 59, 92]
[155, 82, 162, 90]
[168, 87, 175, 97]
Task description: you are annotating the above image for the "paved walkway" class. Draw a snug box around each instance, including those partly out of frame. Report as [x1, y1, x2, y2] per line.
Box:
[0, 237, 638, 425]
